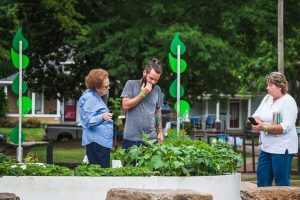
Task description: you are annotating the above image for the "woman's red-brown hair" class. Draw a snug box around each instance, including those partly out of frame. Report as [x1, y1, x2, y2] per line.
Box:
[85, 69, 109, 91]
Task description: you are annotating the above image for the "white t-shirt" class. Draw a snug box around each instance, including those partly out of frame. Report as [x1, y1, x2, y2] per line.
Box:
[253, 94, 298, 154]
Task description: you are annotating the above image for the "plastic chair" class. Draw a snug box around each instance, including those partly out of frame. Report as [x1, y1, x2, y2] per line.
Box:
[190, 116, 199, 125]
[206, 116, 215, 129]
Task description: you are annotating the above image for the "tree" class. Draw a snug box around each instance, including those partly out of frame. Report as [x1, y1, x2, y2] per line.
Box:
[2, 0, 300, 107]
[75, 1, 244, 103]
[11, 0, 88, 100]
[0, 88, 8, 118]
[0, 0, 19, 79]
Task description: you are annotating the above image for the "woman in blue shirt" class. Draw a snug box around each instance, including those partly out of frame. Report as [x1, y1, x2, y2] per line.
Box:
[79, 69, 113, 168]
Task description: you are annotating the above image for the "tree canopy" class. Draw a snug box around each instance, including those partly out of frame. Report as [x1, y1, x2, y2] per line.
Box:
[1, 0, 300, 105]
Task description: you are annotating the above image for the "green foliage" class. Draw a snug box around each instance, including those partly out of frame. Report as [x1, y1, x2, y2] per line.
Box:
[2, 0, 300, 105]
[0, 162, 155, 177]
[0, 137, 241, 177]
[0, 1, 19, 79]
[111, 147, 125, 161]
[0, 153, 12, 163]
[74, 164, 155, 176]
[23, 118, 41, 128]
[0, 163, 73, 176]
[9, 0, 89, 100]
[0, 119, 16, 128]
[108, 97, 122, 126]
[211, 142, 243, 174]
[182, 122, 192, 135]
[0, 88, 8, 119]
[118, 136, 242, 176]
[24, 152, 40, 163]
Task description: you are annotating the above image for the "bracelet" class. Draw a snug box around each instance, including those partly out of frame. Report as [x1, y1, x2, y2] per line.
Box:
[263, 125, 269, 135]
[139, 91, 146, 98]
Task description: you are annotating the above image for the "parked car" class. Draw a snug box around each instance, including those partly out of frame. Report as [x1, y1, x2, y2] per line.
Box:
[44, 124, 82, 141]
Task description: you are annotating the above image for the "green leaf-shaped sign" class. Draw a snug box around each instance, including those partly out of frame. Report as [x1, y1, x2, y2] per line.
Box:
[170, 32, 186, 55]
[169, 78, 184, 98]
[11, 48, 30, 69]
[168, 53, 187, 73]
[13, 28, 28, 51]
[12, 74, 27, 95]
[9, 125, 26, 144]
[17, 96, 32, 115]
[174, 100, 190, 117]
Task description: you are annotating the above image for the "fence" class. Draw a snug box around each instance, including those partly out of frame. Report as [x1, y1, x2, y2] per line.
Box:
[195, 131, 300, 175]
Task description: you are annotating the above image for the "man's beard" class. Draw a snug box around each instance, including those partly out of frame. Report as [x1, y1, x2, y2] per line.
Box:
[141, 76, 156, 88]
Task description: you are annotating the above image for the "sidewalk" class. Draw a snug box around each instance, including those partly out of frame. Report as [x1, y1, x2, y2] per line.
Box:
[241, 173, 300, 188]
[7, 141, 48, 147]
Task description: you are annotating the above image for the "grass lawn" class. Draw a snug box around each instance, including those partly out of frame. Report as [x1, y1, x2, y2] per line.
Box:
[28, 140, 86, 163]
[0, 128, 45, 142]
[0, 127, 85, 163]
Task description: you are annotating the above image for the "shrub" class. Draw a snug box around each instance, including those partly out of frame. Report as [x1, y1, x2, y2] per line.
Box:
[0, 119, 16, 128]
[108, 97, 122, 126]
[0, 163, 155, 177]
[183, 122, 193, 135]
[0, 163, 73, 176]
[23, 118, 41, 128]
[74, 164, 155, 176]
[24, 152, 40, 163]
[0, 153, 12, 163]
[0, 88, 8, 119]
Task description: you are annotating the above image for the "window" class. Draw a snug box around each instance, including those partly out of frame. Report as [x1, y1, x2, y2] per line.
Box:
[35, 93, 43, 114]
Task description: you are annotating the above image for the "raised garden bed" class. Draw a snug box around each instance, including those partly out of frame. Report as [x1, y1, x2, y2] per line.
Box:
[0, 173, 241, 200]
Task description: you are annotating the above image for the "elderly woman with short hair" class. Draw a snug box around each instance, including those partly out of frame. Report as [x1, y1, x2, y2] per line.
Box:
[252, 72, 298, 186]
[79, 69, 113, 168]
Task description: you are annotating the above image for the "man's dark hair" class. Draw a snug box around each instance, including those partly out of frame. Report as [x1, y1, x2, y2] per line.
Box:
[144, 58, 162, 74]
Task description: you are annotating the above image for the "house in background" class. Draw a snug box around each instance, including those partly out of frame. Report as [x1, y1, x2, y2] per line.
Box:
[187, 94, 264, 134]
[0, 73, 78, 124]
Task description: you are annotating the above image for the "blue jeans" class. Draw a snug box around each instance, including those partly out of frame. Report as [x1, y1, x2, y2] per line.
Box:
[122, 139, 158, 149]
[257, 150, 294, 187]
[122, 139, 144, 150]
[86, 142, 110, 168]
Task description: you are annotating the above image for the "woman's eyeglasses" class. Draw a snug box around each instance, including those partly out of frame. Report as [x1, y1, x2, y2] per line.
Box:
[102, 84, 110, 89]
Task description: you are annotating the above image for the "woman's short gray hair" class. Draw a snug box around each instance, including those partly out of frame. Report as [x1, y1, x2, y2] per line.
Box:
[265, 72, 288, 94]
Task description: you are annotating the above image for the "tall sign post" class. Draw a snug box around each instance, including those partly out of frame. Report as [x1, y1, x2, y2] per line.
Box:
[10, 28, 31, 163]
[168, 32, 190, 135]
[278, 0, 284, 74]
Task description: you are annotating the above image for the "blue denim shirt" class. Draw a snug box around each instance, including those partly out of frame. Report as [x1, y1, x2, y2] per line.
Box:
[79, 89, 113, 148]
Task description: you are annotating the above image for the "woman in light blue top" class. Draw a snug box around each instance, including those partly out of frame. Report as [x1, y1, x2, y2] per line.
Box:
[79, 69, 113, 168]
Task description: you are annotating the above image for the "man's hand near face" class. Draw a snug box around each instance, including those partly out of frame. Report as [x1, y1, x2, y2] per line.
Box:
[141, 82, 153, 95]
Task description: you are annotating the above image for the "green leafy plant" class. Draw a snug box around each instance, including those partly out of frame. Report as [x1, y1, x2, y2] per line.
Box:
[183, 122, 193, 135]
[0, 163, 73, 176]
[108, 97, 122, 126]
[0, 162, 155, 177]
[118, 136, 242, 176]
[0, 153, 12, 163]
[74, 164, 155, 176]
[24, 152, 40, 163]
